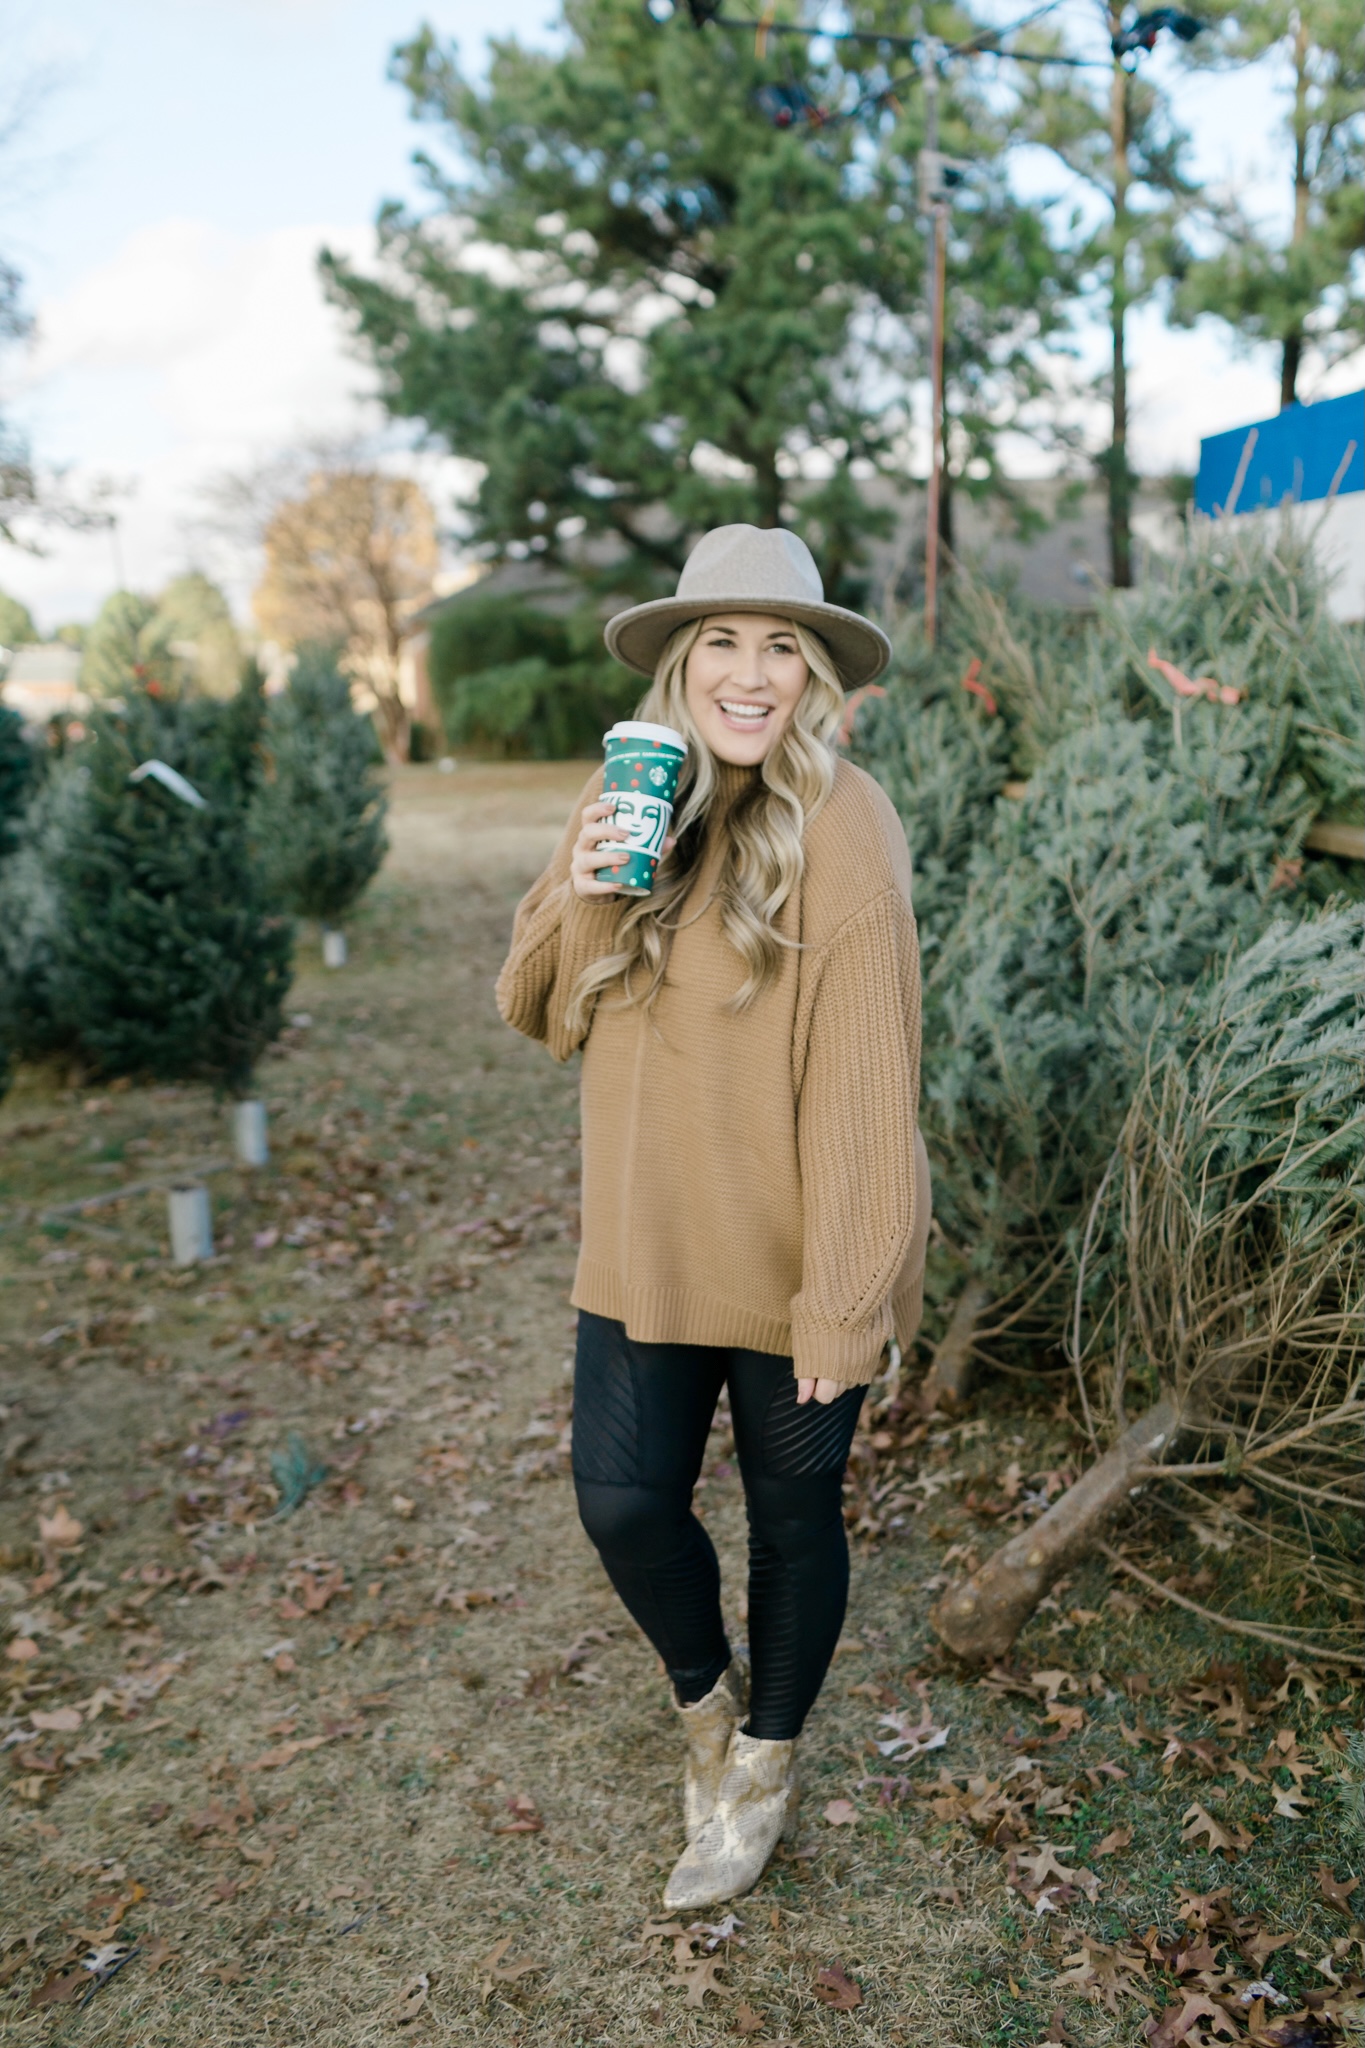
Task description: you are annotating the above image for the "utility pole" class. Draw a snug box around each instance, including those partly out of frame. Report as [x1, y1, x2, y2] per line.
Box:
[1107, 13, 1133, 590]
[919, 37, 948, 647]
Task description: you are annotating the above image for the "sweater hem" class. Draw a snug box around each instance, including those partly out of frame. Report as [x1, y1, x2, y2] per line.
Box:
[571, 1259, 794, 1360]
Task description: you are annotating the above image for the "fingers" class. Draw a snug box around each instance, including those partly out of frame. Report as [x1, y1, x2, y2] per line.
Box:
[795, 1377, 815, 1405]
[795, 1376, 842, 1405]
[571, 802, 633, 899]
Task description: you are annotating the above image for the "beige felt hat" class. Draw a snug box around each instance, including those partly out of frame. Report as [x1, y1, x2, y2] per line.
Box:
[603, 524, 892, 689]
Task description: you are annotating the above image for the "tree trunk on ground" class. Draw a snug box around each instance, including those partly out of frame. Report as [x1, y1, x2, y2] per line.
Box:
[931, 1393, 1186, 1663]
[919, 1277, 992, 1413]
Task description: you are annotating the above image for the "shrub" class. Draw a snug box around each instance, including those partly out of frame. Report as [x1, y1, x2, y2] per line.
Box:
[43, 687, 292, 1096]
[248, 644, 388, 926]
[428, 594, 637, 758]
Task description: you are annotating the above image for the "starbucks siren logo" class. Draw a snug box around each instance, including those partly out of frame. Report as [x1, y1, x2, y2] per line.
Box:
[648, 764, 669, 787]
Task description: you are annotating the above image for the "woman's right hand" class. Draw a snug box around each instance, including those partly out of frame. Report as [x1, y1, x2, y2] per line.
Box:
[571, 799, 631, 900]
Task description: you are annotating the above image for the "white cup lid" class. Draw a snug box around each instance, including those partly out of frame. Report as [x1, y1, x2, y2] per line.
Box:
[604, 721, 688, 752]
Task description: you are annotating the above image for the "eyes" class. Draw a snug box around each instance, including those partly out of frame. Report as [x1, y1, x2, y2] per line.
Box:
[702, 633, 799, 657]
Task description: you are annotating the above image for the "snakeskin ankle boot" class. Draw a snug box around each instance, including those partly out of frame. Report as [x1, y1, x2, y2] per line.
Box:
[663, 1725, 799, 1910]
[678, 1656, 749, 1841]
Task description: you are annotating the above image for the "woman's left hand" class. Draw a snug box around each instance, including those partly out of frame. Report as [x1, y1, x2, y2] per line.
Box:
[795, 1377, 843, 1405]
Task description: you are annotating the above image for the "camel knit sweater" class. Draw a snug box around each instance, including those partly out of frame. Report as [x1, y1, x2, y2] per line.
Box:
[495, 756, 930, 1386]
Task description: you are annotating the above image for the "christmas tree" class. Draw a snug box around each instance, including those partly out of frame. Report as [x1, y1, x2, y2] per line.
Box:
[0, 701, 36, 860]
[850, 519, 1362, 1393]
[248, 643, 388, 928]
[0, 704, 40, 1094]
[45, 687, 292, 1096]
[935, 903, 1363, 1665]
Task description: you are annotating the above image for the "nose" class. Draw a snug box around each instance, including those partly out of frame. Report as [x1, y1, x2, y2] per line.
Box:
[730, 646, 767, 694]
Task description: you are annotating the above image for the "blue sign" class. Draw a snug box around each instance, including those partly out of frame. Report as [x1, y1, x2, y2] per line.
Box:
[1195, 388, 1363, 517]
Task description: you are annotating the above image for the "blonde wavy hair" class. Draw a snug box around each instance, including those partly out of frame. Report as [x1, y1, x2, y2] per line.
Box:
[568, 615, 845, 1032]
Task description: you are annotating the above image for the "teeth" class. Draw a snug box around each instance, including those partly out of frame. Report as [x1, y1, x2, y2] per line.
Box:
[719, 702, 769, 719]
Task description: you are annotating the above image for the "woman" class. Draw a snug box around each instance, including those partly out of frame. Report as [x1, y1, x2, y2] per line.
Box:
[496, 524, 930, 1910]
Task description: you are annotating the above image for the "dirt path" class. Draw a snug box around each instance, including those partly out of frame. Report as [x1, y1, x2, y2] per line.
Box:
[0, 765, 1349, 2046]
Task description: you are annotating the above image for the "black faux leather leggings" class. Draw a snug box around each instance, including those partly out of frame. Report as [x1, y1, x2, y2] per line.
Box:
[571, 1310, 867, 1742]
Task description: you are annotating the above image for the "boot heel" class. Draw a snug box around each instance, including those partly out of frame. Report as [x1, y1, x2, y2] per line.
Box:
[780, 1781, 801, 1844]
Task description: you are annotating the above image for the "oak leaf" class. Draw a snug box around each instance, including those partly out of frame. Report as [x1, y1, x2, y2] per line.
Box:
[1095, 1825, 1134, 1856]
[492, 1791, 544, 1834]
[1317, 1867, 1359, 1914]
[391, 1971, 431, 2023]
[38, 1505, 83, 1549]
[1180, 1804, 1233, 1853]
[30, 1707, 82, 1733]
[822, 1799, 857, 1827]
[245, 1735, 327, 1771]
[1145, 1992, 1239, 2046]
[668, 1955, 730, 2007]
[813, 1961, 863, 2009]
[29, 1969, 88, 2008]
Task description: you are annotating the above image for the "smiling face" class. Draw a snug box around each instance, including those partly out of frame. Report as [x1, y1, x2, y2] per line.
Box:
[682, 613, 811, 767]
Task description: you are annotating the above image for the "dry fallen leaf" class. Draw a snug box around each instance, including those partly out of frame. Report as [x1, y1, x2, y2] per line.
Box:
[143, 1936, 178, 1974]
[1146, 1991, 1236, 2048]
[668, 1955, 730, 2008]
[1317, 1867, 1360, 1914]
[813, 1961, 862, 2010]
[1271, 1788, 1314, 1821]
[245, 1735, 328, 1771]
[30, 1707, 82, 1733]
[733, 2001, 766, 2035]
[391, 1971, 431, 2024]
[29, 1969, 88, 2009]
[822, 1799, 858, 1827]
[491, 1792, 543, 1834]
[1180, 1803, 1233, 1854]
[38, 1505, 84, 1550]
[1029, 1668, 1076, 1703]
[1095, 1825, 1134, 1856]
[477, 1936, 543, 2004]
[6, 1637, 39, 1663]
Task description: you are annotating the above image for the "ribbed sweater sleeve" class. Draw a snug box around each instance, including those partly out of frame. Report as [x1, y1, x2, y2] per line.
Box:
[494, 773, 623, 1063]
[789, 887, 922, 1386]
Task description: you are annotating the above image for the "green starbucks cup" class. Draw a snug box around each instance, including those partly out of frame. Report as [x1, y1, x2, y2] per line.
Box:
[599, 720, 688, 896]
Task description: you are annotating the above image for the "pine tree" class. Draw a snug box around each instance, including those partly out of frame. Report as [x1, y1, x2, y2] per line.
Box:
[0, 702, 36, 860]
[321, 0, 1074, 611]
[0, 756, 87, 1071]
[0, 703, 40, 1097]
[1176, 0, 1364, 407]
[428, 594, 637, 760]
[80, 591, 178, 700]
[852, 521, 1361, 1376]
[46, 689, 293, 1096]
[1013, 17, 1198, 586]
[248, 644, 388, 927]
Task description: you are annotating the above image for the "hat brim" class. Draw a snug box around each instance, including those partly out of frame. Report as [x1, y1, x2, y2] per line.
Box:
[604, 595, 891, 690]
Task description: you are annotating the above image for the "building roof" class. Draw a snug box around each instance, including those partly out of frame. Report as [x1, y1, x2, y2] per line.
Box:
[5, 643, 82, 685]
[1196, 389, 1364, 517]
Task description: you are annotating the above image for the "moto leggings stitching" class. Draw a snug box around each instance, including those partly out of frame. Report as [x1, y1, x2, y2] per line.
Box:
[571, 1311, 866, 1743]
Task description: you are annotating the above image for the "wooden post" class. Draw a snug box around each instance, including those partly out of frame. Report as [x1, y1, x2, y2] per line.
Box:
[921, 38, 945, 646]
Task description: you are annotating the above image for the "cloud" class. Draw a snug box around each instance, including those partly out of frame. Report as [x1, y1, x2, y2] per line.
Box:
[1, 216, 405, 627]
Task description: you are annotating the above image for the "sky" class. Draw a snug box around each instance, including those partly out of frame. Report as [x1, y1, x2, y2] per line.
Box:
[0, 0, 1359, 633]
